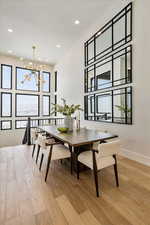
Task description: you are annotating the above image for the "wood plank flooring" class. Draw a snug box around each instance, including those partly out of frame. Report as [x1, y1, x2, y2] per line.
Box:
[0, 145, 150, 225]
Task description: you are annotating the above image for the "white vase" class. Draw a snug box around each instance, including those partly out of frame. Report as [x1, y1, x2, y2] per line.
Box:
[64, 116, 73, 131]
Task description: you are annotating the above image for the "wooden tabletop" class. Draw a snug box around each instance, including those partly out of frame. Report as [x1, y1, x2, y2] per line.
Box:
[38, 125, 118, 147]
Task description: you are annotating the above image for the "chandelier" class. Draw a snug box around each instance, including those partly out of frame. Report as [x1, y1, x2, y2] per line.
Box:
[21, 46, 46, 86]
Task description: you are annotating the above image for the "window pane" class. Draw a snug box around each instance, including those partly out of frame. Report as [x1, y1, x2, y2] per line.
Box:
[95, 93, 112, 122]
[16, 67, 39, 91]
[1, 121, 11, 130]
[1, 93, 12, 117]
[113, 89, 126, 123]
[96, 26, 112, 58]
[43, 96, 50, 116]
[1, 65, 12, 89]
[16, 94, 39, 116]
[15, 120, 27, 129]
[42, 72, 50, 92]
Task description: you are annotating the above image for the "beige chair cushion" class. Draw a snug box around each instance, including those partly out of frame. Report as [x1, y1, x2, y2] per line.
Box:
[50, 144, 71, 161]
[78, 151, 115, 170]
[97, 140, 121, 157]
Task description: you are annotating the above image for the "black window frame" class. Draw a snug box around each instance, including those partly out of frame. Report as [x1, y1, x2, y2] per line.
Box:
[55, 71, 57, 92]
[84, 2, 132, 66]
[15, 93, 40, 117]
[1, 92, 12, 117]
[15, 66, 40, 92]
[84, 86, 132, 125]
[42, 95, 50, 116]
[42, 71, 51, 93]
[84, 45, 132, 93]
[1, 64, 13, 89]
[1, 120, 12, 130]
[15, 120, 28, 129]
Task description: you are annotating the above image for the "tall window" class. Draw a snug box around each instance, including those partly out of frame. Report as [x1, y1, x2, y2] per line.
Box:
[42, 71, 51, 92]
[1, 64, 12, 89]
[16, 67, 39, 91]
[16, 94, 39, 117]
[42, 96, 50, 116]
[1, 93, 12, 117]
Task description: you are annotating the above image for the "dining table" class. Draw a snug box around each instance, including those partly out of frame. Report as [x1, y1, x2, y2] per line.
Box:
[38, 125, 118, 171]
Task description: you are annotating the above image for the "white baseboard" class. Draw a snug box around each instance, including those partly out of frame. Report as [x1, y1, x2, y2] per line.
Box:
[121, 149, 150, 167]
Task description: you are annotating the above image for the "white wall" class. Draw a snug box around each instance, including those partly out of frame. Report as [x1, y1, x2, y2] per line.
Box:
[0, 54, 54, 147]
[55, 0, 150, 166]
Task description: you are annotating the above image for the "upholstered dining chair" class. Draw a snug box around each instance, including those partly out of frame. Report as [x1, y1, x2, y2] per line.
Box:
[37, 134, 73, 182]
[77, 140, 121, 197]
[31, 129, 46, 161]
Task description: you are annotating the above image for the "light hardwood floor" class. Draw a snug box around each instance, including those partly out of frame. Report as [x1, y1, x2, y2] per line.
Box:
[0, 145, 150, 225]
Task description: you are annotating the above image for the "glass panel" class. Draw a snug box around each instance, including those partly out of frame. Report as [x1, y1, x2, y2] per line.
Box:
[88, 39, 94, 64]
[127, 51, 132, 83]
[42, 72, 50, 92]
[2, 93, 12, 117]
[87, 95, 95, 120]
[95, 93, 112, 122]
[113, 89, 126, 123]
[1, 65, 12, 89]
[43, 96, 50, 116]
[96, 61, 112, 90]
[96, 26, 112, 57]
[126, 87, 132, 124]
[114, 56, 125, 86]
[16, 120, 27, 129]
[16, 67, 39, 91]
[127, 10, 131, 37]
[113, 16, 125, 47]
[87, 66, 95, 92]
[16, 94, 39, 116]
[1, 121, 11, 130]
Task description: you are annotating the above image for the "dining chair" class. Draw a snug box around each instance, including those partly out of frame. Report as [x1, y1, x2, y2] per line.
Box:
[77, 140, 121, 197]
[37, 134, 73, 182]
[31, 129, 46, 161]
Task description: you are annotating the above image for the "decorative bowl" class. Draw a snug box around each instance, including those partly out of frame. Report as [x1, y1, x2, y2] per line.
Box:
[57, 127, 69, 133]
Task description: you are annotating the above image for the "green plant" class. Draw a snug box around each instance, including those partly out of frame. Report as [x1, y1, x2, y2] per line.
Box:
[51, 98, 83, 116]
[115, 105, 131, 114]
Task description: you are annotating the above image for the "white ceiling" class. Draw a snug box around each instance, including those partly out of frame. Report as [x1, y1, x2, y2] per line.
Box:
[0, 0, 117, 65]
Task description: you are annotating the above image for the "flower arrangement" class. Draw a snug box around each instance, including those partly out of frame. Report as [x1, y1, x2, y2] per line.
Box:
[51, 98, 83, 116]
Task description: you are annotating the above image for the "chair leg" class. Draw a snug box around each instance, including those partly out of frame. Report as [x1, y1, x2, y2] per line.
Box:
[113, 155, 119, 187]
[36, 145, 40, 164]
[45, 151, 52, 182]
[77, 159, 80, 180]
[39, 153, 44, 171]
[32, 144, 36, 158]
[114, 163, 119, 187]
[93, 169, 99, 197]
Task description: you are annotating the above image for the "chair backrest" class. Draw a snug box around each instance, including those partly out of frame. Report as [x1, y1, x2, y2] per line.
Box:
[97, 140, 121, 158]
[37, 134, 47, 149]
[32, 129, 38, 141]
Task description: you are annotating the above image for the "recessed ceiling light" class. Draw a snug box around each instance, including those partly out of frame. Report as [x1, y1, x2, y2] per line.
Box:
[8, 50, 13, 54]
[56, 44, 61, 48]
[8, 28, 13, 33]
[74, 20, 80, 25]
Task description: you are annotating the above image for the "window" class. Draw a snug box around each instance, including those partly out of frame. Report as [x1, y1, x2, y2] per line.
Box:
[1, 93, 12, 117]
[84, 87, 132, 124]
[16, 94, 39, 117]
[84, 45, 132, 93]
[16, 67, 39, 91]
[1, 64, 12, 89]
[15, 120, 28, 129]
[42, 71, 50, 92]
[1, 120, 12, 130]
[84, 3, 132, 66]
[42, 96, 50, 116]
